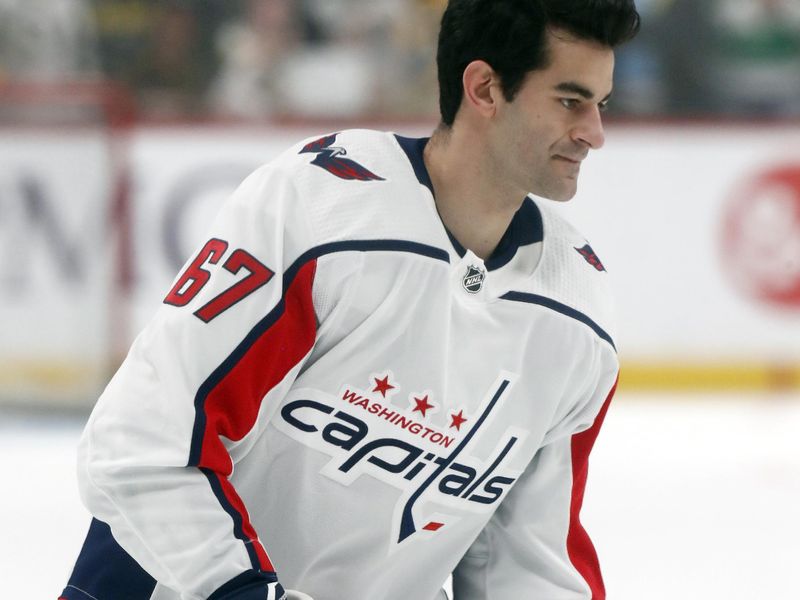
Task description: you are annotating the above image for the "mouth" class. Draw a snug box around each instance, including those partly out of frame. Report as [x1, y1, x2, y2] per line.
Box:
[553, 155, 585, 164]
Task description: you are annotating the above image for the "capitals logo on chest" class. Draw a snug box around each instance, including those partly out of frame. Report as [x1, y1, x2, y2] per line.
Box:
[274, 372, 525, 546]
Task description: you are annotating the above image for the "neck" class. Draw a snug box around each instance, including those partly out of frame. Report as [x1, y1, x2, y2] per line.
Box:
[423, 124, 525, 260]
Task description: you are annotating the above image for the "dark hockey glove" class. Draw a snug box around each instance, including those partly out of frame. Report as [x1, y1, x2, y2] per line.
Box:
[208, 570, 286, 600]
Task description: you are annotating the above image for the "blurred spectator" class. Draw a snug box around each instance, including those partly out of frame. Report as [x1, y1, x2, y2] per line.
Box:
[710, 0, 800, 116]
[377, 0, 443, 116]
[281, 0, 392, 117]
[609, 0, 670, 116]
[654, 0, 719, 115]
[7, 0, 794, 121]
[276, 0, 442, 118]
[92, 0, 156, 85]
[210, 0, 437, 120]
[208, 0, 304, 119]
[0, 0, 99, 83]
[617, 0, 800, 117]
[127, 3, 206, 117]
[210, 0, 409, 119]
[92, 1, 232, 118]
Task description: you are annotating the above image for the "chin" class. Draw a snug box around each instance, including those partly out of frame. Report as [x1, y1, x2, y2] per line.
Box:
[536, 185, 577, 203]
[529, 172, 578, 202]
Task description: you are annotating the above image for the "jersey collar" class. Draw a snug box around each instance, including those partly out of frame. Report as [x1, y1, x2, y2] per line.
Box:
[395, 134, 544, 272]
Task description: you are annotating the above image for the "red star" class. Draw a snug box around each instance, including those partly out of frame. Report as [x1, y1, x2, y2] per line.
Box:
[449, 409, 468, 431]
[412, 395, 434, 417]
[372, 375, 395, 397]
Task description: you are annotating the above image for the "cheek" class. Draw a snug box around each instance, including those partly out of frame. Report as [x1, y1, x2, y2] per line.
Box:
[514, 120, 553, 165]
[519, 110, 555, 149]
[495, 106, 554, 173]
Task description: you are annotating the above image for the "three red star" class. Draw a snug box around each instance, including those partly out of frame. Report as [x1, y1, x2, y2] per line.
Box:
[372, 375, 395, 397]
[412, 395, 435, 417]
[449, 409, 468, 431]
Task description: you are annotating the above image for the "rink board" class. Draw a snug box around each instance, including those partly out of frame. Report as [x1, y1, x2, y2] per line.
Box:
[1, 123, 798, 403]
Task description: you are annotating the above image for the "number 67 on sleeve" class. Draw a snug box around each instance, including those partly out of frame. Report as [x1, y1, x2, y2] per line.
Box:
[164, 238, 274, 323]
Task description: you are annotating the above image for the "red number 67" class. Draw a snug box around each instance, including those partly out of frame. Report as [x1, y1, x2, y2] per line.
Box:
[164, 238, 274, 323]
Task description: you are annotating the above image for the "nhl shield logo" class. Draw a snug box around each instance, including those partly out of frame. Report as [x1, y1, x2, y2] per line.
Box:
[462, 265, 485, 294]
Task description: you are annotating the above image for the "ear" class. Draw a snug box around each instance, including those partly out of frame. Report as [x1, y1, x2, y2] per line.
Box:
[462, 60, 501, 120]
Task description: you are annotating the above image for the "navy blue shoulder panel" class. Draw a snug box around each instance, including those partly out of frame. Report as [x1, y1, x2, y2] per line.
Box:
[394, 134, 434, 196]
[60, 518, 156, 600]
[394, 134, 467, 258]
[501, 291, 616, 351]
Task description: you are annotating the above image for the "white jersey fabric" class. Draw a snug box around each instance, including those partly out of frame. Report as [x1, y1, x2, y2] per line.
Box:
[63, 129, 619, 600]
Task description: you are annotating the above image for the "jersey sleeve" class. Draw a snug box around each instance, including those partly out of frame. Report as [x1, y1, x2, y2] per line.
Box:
[73, 163, 318, 598]
[451, 350, 618, 600]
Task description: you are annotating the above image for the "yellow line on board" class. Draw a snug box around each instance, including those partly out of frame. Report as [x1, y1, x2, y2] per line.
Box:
[0, 362, 101, 387]
[619, 363, 800, 392]
[1, 361, 799, 393]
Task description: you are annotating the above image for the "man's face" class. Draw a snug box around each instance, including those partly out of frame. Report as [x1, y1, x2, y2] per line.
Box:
[490, 28, 615, 202]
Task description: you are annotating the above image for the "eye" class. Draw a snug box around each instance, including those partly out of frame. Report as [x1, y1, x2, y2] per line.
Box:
[560, 98, 580, 110]
[598, 99, 610, 112]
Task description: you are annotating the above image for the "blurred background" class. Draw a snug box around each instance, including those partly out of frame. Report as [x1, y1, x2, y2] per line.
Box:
[1, 0, 799, 598]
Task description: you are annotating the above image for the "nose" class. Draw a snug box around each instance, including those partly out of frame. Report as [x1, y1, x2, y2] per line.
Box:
[572, 105, 605, 150]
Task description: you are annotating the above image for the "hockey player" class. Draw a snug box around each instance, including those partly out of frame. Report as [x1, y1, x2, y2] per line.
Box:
[60, 1, 640, 599]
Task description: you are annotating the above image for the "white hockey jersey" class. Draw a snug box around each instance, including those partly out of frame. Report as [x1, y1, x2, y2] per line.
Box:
[62, 129, 619, 600]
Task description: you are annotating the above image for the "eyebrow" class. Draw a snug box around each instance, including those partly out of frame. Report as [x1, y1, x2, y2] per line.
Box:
[554, 81, 612, 103]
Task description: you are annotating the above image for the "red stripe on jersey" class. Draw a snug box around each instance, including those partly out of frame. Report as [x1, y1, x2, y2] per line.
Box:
[197, 260, 318, 571]
[208, 470, 274, 571]
[567, 376, 617, 600]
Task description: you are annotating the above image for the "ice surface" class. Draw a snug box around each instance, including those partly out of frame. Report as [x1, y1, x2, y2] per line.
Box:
[3, 392, 799, 599]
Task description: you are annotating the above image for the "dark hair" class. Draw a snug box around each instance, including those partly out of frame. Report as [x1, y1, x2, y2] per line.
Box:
[436, 0, 641, 126]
